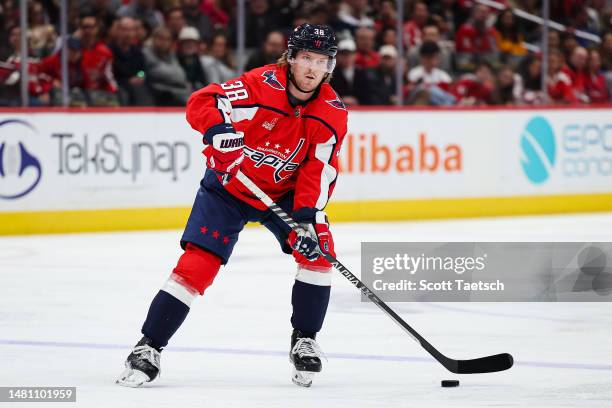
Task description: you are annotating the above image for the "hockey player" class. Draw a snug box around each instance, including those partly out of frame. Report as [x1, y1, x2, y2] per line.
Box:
[116, 23, 347, 388]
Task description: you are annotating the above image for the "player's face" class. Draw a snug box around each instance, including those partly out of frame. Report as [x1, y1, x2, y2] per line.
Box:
[290, 51, 331, 92]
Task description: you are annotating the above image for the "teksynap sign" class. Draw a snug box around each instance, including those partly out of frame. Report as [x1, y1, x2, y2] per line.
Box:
[520, 115, 612, 184]
[0, 115, 194, 203]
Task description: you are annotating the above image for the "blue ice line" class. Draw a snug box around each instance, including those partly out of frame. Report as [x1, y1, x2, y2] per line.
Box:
[1, 339, 611, 371]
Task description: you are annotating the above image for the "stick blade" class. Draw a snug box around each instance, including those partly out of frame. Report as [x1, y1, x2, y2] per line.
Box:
[456, 353, 514, 374]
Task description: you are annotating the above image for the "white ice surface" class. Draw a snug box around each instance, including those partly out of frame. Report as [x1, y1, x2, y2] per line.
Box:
[1, 213, 612, 408]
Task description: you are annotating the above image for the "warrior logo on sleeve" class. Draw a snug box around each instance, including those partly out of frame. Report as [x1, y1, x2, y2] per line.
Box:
[261, 70, 285, 91]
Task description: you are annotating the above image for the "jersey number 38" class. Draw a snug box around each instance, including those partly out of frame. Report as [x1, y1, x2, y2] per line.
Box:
[221, 81, 249, 102]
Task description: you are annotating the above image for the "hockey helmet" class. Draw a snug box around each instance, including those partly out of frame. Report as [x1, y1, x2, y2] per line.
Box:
[287, 24, 337, 73]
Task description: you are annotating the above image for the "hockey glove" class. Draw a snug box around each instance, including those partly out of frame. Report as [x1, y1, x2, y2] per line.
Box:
[288, 209, 335, 262]
[202, 123, 245, 177]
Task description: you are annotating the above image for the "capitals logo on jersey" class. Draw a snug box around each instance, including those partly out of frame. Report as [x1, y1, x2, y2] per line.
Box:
[244, 138, 305, 183]
[326, 95, 346, 110]
[261, 70, 285, 91]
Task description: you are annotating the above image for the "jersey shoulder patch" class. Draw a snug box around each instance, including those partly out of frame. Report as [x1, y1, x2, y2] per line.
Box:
[261, 69, 285, 91]
[320, 86, 347, 111]
[325, 95, 346, 110]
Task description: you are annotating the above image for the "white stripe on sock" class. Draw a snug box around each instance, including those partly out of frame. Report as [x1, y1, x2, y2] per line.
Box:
[161, 278, 197, 307]
[295, 266, 332, 286]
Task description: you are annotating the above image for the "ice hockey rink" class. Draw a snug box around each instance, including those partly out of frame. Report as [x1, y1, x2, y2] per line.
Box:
[1, 213, 611, 408]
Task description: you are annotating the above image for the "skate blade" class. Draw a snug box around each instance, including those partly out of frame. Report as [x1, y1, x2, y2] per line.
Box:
[116, 367, 151, 388]
[291, 367, 315, 388]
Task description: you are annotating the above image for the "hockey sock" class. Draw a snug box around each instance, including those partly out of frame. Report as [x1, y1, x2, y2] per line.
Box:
[141, 290, 190, 349]
[290, 280, 331, 333]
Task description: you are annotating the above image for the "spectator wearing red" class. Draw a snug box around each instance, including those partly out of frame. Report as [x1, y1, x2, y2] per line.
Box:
[39, 37, 87, 106]
[354, 26, 380, 69]
[455, 4, 499, 72]
[563, 46, 589, 103]
[0, 25, 52, 106]
[451, 62, 496, 106]
[456, 5, 497, 53]
[0, 26, 24, 86]
[547, 49, 578, 104]
[585, 49, 609, 103]
[199, 0, 230, 28]
[403, 1, 429, 48]
[79, 14, 119, 105]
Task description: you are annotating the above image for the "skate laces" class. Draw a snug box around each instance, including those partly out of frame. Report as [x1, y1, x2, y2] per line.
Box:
[292, 338, 327, 361]
[133, 345, 161, 370]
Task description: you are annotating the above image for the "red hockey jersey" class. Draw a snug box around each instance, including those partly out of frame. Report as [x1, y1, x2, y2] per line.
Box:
[186, 64, 348, 212]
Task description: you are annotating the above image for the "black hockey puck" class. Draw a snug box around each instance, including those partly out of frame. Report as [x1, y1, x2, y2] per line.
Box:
[441, 380, 460, 387]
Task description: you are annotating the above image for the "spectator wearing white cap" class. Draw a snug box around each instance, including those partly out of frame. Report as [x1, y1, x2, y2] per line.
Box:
[329, 38, 360, 106]
[177, 26, 209, 91]
[372, 44, 399, 104]
[330, 38, 383, 106]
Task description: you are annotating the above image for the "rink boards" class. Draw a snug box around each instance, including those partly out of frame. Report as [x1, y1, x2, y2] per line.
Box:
[1, 107, 611, 234]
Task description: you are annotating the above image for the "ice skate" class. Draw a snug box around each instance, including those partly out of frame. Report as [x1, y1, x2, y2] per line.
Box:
[116, 337, 161, 388]
[290, 330, 323, 387]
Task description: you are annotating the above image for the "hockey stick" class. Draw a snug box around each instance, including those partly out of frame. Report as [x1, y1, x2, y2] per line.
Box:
[236, 170, 513, 374]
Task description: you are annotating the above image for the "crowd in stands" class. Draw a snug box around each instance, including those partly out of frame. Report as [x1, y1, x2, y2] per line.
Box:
[1, 0, 611, 107]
